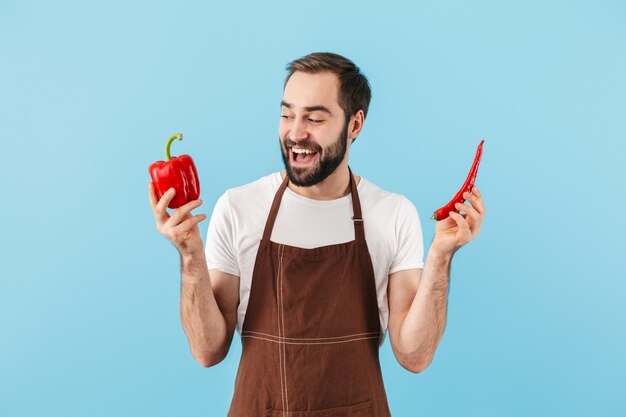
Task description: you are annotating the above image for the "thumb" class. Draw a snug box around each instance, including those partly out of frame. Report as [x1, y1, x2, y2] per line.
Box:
[435, 215, 456, 230]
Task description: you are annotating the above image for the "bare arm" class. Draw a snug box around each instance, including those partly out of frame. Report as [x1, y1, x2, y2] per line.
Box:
[388, 186, 486, 373]
[180, 253, 239, 367]
[149, 182, 239, 367]
[387, 253, 452, 373]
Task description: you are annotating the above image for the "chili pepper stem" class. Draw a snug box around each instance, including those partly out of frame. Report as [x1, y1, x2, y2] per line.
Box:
[165, 133, 183, 161]
[430, 213, 437, 220]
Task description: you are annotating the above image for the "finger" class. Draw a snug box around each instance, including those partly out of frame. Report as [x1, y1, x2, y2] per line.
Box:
[148, 182, 158, 210]
[456, 202, 482, 234]
[172, 213, 208, 239]
[455, 201, 479, 220]
[153, 188, 176, 226]
[448, 211, 472, 240]
[437, 215, 456, 227]
[155, 187, 176, 214]
[166, 198, 204, 229]
[456, 199, 481, 219]
[471, 186, 485, 212]
[463, 190, 486, 215]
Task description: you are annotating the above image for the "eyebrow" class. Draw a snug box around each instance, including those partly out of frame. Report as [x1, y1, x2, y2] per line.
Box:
[280, 101, 333, 115]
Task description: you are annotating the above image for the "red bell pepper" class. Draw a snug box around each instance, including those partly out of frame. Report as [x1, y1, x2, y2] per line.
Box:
[149, 133, 201, 209]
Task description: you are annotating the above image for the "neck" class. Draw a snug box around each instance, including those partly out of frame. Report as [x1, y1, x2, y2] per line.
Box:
[282, 163, 357, 200]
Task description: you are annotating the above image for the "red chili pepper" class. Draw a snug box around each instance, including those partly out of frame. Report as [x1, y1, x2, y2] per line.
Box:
[431, 140, 484, 221]
[149, 133, 201, 209]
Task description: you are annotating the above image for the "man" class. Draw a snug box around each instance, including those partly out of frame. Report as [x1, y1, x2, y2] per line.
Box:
[148, 52, 485, 416]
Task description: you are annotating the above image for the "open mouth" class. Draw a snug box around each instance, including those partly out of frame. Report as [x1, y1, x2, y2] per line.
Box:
[290, 146, 319, 166]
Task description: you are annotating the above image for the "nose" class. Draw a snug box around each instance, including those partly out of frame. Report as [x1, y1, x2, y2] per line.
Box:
[289, 118, 308, 142]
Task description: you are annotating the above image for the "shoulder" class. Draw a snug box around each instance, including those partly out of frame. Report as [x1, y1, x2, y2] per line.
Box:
[217, 172, 282, 215]
[225, 172, 281, 198]
[359, 177, 416, 214]
[359, 177, 422, 236]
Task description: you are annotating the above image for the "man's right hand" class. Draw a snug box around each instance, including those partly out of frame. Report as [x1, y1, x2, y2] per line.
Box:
[148, 182, 207, 257]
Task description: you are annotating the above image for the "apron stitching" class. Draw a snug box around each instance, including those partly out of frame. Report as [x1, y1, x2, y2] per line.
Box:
[242, 330, 379, 341]
[277, 244, 286, 412]
[242, 335, 380, 345]
[279, 244, 289, 413]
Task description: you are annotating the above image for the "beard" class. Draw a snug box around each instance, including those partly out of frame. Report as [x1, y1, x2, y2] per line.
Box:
[279, 120, 349, 187]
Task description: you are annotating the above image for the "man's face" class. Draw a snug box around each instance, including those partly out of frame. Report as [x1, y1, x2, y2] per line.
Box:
[279, 71, 350, 187]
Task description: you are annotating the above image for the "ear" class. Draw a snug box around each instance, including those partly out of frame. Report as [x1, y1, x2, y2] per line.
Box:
[348, 110, 365, 142]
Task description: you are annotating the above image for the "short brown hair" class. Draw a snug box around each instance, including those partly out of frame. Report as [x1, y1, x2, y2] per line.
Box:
[284, 52, 372, 121]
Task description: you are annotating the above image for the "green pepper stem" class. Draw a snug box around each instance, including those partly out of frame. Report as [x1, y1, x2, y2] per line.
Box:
[165, 133, 183, 161]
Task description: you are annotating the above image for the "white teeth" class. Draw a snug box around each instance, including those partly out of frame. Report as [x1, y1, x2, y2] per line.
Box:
[292, 148, 315, 154]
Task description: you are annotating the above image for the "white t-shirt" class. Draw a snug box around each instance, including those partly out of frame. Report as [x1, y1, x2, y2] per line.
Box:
[205, 172, 425, 346]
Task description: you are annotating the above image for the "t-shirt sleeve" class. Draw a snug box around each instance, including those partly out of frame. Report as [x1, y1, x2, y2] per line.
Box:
[389, 196, 425, 274]
[205, 191, 240, 276]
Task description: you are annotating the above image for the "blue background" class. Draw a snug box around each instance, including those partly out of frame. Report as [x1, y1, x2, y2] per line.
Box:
[1, 0, 625, 416]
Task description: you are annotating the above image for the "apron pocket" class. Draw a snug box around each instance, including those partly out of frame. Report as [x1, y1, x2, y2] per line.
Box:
[266, 399, 373, 417]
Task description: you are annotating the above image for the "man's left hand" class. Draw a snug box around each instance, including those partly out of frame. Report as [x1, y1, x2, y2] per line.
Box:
[431, 186, 486, 256]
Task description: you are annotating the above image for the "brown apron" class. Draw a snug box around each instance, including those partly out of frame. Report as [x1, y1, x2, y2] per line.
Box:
[227, 168, 392, 417]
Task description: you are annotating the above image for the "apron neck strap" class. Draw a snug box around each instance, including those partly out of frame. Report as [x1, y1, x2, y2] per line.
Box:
[261, 166, 365, 243]
[348, 166, 365, 242]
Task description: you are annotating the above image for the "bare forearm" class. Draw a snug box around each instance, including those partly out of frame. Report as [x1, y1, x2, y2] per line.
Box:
[398, 249, 452, 369]
[179, 251, 228, 366]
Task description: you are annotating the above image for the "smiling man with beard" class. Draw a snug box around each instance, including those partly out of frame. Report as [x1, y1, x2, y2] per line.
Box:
[279, 121, 348, 187]
[278, 85, 350, 188]
[149, 52, 486, 416]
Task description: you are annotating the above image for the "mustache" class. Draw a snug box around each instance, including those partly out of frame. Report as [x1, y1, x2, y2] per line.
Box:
[283, 138, 322, 153]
